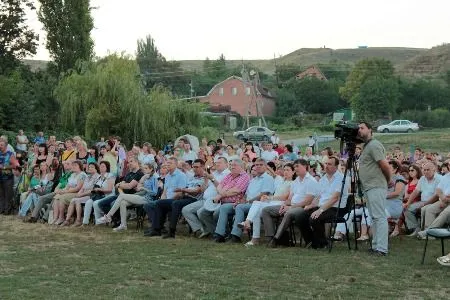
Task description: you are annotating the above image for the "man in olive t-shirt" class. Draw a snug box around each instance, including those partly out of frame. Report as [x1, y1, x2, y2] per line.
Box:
[358, 122, 391, 256]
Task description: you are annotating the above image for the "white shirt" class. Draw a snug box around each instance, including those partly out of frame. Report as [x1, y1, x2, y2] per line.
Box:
[182, 150, 198, 162]
[436, 173, 450, 197]
[290, 173, 320, 205]
[260, 150, 278, 162]
[202, 169, 231, 200]
[270, 135, 280, 144]
[418, 174, 442, 202]
[317, 171, 348, 208]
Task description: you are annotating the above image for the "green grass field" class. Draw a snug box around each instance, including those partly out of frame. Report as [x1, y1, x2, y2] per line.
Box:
[0, 215, 448, 299]
[277, 128, 450, 154]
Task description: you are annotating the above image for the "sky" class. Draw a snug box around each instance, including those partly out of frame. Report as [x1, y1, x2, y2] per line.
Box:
[26, 0, 450, 61]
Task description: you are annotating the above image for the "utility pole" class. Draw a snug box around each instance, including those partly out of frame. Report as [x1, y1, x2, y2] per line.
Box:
[274, 53, 280, 88]
[189, 80, 194, 97]
[253, 71, 267, 128]
[241, 63, 251, 129]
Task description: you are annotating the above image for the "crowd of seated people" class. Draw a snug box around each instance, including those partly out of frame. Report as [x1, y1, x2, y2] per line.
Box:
[1, 131, 449, 262]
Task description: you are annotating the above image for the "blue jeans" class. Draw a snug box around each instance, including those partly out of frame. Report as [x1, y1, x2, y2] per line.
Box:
[19, 192, 39, 217]
[214, 203, 235, 236]
[232, 203, 252, 237]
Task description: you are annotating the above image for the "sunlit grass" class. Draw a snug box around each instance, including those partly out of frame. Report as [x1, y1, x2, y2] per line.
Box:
[0, 215, 448, 299]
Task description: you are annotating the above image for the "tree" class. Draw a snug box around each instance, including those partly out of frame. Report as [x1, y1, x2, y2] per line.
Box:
[352, 77, 400, 120]
[398, 78, 450, 112]
[136, 35, 189, 96]
[340, 58, 395, 102]
[55, 54, 203, 146]
[0, 0, 39, 74]
[340, 58, 397, 120]
[38, 0, 94, 73]
[276, 77, 343, 116]
[275, 64, 302, 84]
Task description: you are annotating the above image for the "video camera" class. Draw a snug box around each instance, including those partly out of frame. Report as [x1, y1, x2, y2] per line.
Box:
[334, 122, 364, 144]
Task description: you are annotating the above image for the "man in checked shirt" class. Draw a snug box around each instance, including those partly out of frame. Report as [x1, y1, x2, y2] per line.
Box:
[211, 159, 250, 243]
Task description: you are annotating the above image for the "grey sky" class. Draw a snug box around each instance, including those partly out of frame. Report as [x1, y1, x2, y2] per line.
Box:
[27, 0, 450, 61]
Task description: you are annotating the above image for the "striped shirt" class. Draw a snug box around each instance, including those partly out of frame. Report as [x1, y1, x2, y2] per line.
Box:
[219, 172, 251, 203]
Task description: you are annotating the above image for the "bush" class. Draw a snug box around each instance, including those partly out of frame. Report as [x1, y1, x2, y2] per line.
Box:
[400, 109, 450, 128]
[194, 126, 220, 142]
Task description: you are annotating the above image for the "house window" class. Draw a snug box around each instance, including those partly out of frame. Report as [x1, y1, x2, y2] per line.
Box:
[231, 87, 237, 96]
[219, 87, 224, 96]
[245, 87, 251, 96]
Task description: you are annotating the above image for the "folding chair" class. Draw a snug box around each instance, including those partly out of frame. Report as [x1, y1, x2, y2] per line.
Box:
[421, 227, 450, 264]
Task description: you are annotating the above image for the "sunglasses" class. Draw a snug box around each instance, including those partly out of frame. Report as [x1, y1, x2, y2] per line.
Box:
[408, 169, 415, 172]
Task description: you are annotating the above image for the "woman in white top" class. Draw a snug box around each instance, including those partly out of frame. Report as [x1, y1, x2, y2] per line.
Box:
[82, 161, 115, 225]
[61, 162, 101, 227]
[52, 160, 87, 225]
[239, 163, 295, 246]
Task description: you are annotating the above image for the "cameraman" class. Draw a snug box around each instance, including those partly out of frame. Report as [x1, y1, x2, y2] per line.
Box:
[358, 122, 391, 256]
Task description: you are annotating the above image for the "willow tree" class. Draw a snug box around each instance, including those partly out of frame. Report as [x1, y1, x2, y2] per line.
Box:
[54, 54, 203, 146]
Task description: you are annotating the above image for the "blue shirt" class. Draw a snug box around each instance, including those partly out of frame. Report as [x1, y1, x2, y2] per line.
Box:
[33, 136, 46, 144]
[165, 169, 188, 199]
[143, 174, 159, 200]
[246, 172, 274, 201]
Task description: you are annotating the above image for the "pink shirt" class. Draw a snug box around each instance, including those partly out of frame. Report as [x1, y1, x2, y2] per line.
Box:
[241, 151, 257, 162]
[219, 172, 250, 203]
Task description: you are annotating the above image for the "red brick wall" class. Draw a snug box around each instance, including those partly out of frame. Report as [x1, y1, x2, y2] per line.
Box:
[200, 78, 275, 116]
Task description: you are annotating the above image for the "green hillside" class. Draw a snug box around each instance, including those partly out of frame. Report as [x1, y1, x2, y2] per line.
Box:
[179, 47, 428, 74]
[24, 46, 434, 75]
[398, 43, 450, 78]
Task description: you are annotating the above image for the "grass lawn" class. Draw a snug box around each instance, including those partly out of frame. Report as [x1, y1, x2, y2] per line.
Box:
[298, 129, 450, 154]
[0, 215, 448, 299]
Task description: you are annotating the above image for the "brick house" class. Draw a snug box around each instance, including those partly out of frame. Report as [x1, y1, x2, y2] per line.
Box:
[296, 65, 327, 81]
[199, 76, 276, 116]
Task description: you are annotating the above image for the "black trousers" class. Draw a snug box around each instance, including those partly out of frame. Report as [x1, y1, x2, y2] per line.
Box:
[152, 198, 197, 231]
[0, 178, 14, 214]
[297, 207, 338, 248]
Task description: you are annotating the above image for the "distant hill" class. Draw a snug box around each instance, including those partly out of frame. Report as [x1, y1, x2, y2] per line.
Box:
[179, 47, 428, 74]
[397, 44, 450, 78]
[25, 46, 445, 77]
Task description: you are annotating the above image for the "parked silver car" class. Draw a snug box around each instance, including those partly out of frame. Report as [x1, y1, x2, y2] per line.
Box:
[377, 120, 419, 133]
[233, 126, 274, 141]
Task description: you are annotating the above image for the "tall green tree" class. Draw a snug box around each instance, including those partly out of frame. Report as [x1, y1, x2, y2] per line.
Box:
[276, 77, 343, 116]
[0, 0, 38, 74]
[38, 0, 94, 73]
[55, 54, 203, 146]
[352, 77, 400, 120]
[136, 35, 189, 96]
[340, 58, 398, 120]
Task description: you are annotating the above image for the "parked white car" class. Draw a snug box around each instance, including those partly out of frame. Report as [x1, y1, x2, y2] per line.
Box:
[377, 120, 419, 133]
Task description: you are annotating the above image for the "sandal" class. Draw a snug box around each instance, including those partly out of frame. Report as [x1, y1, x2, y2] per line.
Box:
[437, 255, 450, 266]
[53, 219, 64, 226]
[72, 221, 82, 227]
[60, 220, 70, 227]
[390, 230, 399, 237]
[357, 235, 369, 241]
[332, 234, 344, 242]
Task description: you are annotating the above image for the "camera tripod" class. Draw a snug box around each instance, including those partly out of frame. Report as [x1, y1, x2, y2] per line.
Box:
[329, 141, 371, 251]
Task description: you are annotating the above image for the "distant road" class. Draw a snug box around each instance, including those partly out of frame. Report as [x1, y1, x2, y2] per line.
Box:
[284, 135, 335, 147]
